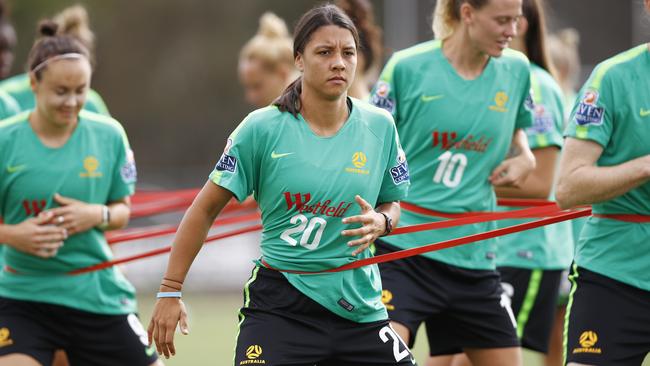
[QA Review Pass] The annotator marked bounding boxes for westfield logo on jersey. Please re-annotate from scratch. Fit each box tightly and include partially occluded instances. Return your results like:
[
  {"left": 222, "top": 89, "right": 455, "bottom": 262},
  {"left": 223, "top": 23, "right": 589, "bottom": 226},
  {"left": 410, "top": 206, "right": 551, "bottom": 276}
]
[
  {"left": 284, "top": 192, "right": 353, "bottom": 218},
  {"left": 432, "top": 130, "right": 492, "bottom": 153}
]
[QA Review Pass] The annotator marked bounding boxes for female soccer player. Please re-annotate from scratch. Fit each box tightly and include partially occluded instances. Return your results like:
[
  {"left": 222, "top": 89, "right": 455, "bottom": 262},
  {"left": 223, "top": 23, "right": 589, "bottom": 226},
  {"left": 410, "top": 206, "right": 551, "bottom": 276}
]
[
  {"left": 451, "top": 0, "right": 571, "bottom": 365},
  {"left": 557, "top": 0, "right": 650, "bottom": 364},
  {"left": 149, "top": 4, "right": 414, "bottom": 365},
  {"left": 0, "top": 5, "right": 109, "bottom": 116},
  {"left": 335, "top": 0, "right": 383, "bottom": 101},
  {"left": 238, "top": 12, "right": 298, "bottom": 108},
  {"left": 371, "top": 0, "right": 536, "bottom": 365},
  {"left": 0, "top": 21, "right": 160, "bottom": 366}
]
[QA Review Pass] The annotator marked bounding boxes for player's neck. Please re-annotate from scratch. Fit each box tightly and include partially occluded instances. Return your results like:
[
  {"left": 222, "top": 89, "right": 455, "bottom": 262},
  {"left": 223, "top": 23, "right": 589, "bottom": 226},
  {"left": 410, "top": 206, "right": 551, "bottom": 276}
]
[
  {"left": 509, "top": 36, "right": 526, "bottom": 55},
  {"left": 28, "top": 110, "right": 77, "bottom": 148},
  {"left": 299, "top": 89, "right": 349, "bottom": 137},
  {"left": 442, "top": 31, "right": 490, "bottom": 80}
]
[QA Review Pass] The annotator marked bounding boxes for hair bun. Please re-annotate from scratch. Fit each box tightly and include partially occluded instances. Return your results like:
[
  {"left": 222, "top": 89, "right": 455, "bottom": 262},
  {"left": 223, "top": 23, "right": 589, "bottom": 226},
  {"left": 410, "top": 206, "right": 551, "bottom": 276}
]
[
  {"left": 38, "top": 20, "right": 59, "bottom": 37},
  {"left": 257, "top": 12, "right": 290, "bottom": 39}
]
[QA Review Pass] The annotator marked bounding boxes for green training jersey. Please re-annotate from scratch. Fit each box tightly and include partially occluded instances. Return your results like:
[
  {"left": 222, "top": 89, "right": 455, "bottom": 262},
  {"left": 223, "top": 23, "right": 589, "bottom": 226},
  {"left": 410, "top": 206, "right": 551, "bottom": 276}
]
[
  {"left": 0, "top": 73, "right": 110, "bottom": 116},
  {"left": 210, "top": 98, "right": 409, "bottom": 322},
  {"left": 497, "top": 63, "right": 573, "bottom": 270},
  {"left": 564, "top": 44, "right": 650, "bottom": 291},
  {"left": 371, "top": 40, "right": 533, "bottom": 270},
  {"left": 0, "top": 110, "right": 138, "bottom": 314},
  {"left": 0, "top": 89, "right": 19, "bottom": 120}
]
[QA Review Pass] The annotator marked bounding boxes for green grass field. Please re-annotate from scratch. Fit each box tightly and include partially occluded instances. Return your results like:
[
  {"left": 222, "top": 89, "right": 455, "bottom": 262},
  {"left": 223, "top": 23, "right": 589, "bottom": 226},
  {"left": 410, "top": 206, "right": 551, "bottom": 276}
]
[{"left": 136, "top": 292, "right": 650, "bottom": 366}]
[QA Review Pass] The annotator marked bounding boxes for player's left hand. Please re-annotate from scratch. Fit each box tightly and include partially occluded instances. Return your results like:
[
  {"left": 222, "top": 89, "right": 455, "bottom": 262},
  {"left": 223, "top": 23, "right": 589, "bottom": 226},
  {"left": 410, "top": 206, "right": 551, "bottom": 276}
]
[
  {"left": 44, "top": 193, "right": 104, "bottom": 236},
  {"left": 341, "top": 195, "right": 385, "bottom": 256},
  {"left": 489, "top": 153, "right": 536, "bottom": 187}
]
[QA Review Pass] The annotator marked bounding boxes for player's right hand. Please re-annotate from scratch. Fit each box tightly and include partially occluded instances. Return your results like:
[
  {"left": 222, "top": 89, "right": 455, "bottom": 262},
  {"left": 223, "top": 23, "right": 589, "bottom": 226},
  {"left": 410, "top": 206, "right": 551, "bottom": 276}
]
[
  {"left": 148, "top": 296, "right": 190, "bottom": 359},
  {"left": 4, "top": 211, "right": 68, "bottom": 258}
]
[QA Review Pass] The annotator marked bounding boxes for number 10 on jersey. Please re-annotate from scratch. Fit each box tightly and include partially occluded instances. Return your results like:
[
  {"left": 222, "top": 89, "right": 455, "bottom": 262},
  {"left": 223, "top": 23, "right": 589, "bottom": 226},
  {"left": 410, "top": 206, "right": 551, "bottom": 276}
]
[{"left": 433, "top": 151, "right": 467, "bottom": 188}]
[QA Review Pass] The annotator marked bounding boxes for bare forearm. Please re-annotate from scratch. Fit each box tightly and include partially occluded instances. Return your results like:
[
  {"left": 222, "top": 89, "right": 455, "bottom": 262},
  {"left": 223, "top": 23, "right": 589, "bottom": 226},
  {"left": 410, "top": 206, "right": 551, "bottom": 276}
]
[
  {"left": 557, "top": 155, "right": 650, "bottom": 208},
  {"left": 163, "top": 183, "right": 232, "bottom": 283}
]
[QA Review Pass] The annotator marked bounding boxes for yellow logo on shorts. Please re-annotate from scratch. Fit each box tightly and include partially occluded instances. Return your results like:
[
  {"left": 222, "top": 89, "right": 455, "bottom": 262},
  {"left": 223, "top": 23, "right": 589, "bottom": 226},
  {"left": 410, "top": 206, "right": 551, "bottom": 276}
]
[
  {"left": 79, "top": 156, "right": 103, "bottom": 178},
  {"left": 489, "top": 91, "right": 509, "bottom": 112},
  {"left": 0, "top": 327, "right": 14, "bottom": 347},
  {"left": 345, "top": 151, "right": 370, "bottom": 175},
  {"left": 572, "top": 330, "right": 602, "bottom": 354},
  {"left": 240, "top": 345, "right": 266, "bottom": 364},
  {"left": 381, "top": 289, "right": 395, "bottom": 311}
]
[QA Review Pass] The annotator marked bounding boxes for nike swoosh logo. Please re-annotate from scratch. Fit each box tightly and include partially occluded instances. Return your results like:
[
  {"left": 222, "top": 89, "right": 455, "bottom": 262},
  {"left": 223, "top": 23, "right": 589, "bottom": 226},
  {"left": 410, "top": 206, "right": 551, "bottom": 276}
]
[
  {"left": 271, "top": 151, "right": 294, "bottom": 159},
  {"left": 421, "top": 94, "right": 444, "bottom": 102},
  {"left": 640, "top": 108, "right": 650, "bottom": 117},
  {"left": 6, "top": 164, "right": 26, "bottom": 173}
]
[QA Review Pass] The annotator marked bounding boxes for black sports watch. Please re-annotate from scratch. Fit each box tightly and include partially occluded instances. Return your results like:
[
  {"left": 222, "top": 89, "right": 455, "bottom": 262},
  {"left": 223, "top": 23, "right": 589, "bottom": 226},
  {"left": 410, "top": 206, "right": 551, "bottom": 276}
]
[{"left": 378, "top": 211, "right": 393, "bottom": 237}]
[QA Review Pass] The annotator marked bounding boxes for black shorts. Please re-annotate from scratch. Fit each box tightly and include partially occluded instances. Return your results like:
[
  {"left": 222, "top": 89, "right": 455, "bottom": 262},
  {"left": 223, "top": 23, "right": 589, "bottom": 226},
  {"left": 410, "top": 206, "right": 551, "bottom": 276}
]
[
  {"left": 498, "top": 267, "right": 562, "bottom": 353},
  {"left": 234, "top": 266, "right": 418, "bottom": 366},
  {"left": 0, "top": 297, "right": 158, "bottom": 366},
  {"left": 565, "top": 266, "right": 650, "bottom": 366},
  {"left": 375, "top": 241, "right": 519, "bottom": 356}
]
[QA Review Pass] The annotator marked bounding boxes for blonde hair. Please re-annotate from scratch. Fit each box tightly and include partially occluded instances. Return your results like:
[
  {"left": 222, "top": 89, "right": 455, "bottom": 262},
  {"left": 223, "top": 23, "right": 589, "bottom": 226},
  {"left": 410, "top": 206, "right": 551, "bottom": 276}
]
[
  {"left": 432, "top": 0, "right": 490, "bottom": 40},
  {"left": 239, "top": 12, "right": 293, "bottom": 70},
  {"left": 548, "top": 28, "right": 580, "bottom": 91},
  {"left": 52, "top": 5, "right": 95, "bottom": 54}
]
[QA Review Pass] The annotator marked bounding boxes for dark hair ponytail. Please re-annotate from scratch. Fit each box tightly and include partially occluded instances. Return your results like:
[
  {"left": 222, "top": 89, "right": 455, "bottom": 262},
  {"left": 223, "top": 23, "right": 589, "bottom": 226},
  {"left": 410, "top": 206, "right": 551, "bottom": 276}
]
[{"left": 273, "top": 4, "right": 359, "bottom": 117}]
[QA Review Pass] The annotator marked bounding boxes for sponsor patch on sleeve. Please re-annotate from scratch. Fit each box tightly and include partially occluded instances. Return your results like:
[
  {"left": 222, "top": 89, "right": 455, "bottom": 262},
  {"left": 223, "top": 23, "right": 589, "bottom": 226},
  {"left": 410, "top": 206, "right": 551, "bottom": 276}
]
[
  {"left": 371, "top": 82, "right": 395, "bottom": 113},
  {"left": 215, "top": 138, "right": 237, "bottom": 173},
  {"left": 574, "top": 90, "right": 605, "bottom": 126},
  {"left": 389, "top": 148, "right": 409, "bottom": 185},
  {"left": 215, "top": 153, "right": 237, "bottom": 173},
  {"left": 120, "top": 149, "right": 137, "bottom": 183},
  {"left": 527, "top": 104, "right": 554, "bottom": 134}
]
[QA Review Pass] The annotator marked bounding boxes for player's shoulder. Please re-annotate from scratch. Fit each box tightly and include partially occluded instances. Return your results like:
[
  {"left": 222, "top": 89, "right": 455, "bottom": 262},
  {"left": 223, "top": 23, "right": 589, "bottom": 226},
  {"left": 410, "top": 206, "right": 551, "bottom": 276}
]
[
  {"left": 351, "top": 97, "right": 397, "bottom": 141},
  {"left": 0, "top": 110, "right": 29, "bottom": 132},
  {"left": 495, "top": 48, "right": 530, "bottom": 74},
  {"left": 587, "top": 44, "right": 648, "bottom": 91},
  {"left": 79, "top": 109, "right": 127, "bottom": 139},
  {"left": 383, "top": 40, "right": 442, "bottom": 79},
  {"left": 531, "top": 64, "right": 563, "bottom": 98},
  {"left": 0, "top": 73, "right": 29, "bottom": 94}
]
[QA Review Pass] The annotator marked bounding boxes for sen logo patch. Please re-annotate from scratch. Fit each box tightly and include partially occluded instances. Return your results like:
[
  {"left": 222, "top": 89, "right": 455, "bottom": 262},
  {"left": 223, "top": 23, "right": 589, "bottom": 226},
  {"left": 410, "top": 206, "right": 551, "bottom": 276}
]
[
  {"left": 390, "top": 149, "right": 409, "bottom": 185},
  {"left": 575, "top": 90, "right": 604, "bottom": 126},
  {"left": 215, "top": 153, "right": 237, "bottom": 173}
]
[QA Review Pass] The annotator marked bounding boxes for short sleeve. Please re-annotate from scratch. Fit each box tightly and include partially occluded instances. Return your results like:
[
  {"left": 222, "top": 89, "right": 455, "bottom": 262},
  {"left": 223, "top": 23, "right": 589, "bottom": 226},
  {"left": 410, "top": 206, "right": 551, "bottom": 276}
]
[
  {"left": 515, "top": 73, "right": 534, "bottom": 130},
  {"left": 526, "top": 83, "right": 564, "bottom": 150},
  {"left": 564, "top": 70, "right": 613, "bottom": 148},
  {"left": 377, "top": 121, "right": 410, "bottom": 204},
  {"left": 209, "top": 116, "right": 257, "bottom": 202},
  {"left": 108, "top": 129, "right": 136, "bottom": 202},
  {"left": 370, "top": 56, "right": 399, "bottom": 120}
]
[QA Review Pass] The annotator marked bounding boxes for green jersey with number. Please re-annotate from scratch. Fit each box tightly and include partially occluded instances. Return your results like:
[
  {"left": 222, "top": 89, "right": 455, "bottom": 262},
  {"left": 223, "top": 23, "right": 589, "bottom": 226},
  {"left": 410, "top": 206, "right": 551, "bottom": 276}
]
[
  {"left": 210, "top": 98, "right": 409, "bottom": 322},
  {"left": 497, "top": 63, "right": 573, "bottom": 269},
  {"left": 564, "top": 44, "right": 650, "bottom": 291},
  {"left": 0, "top": 73, "right": 110, "bottom": 116},
  {"left": 0, "top": 110, "right": 138, "bottom": 314},
  {"left": 370, "top": 40, "right": 533, "bottom": 270}
]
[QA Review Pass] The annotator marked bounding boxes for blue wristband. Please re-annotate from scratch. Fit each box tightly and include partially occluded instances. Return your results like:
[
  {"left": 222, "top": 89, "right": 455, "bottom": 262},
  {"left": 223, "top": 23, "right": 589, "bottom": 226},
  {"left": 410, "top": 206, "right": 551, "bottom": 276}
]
[{"left": 156, "top": 291, "right": 182, "bottom": 298}]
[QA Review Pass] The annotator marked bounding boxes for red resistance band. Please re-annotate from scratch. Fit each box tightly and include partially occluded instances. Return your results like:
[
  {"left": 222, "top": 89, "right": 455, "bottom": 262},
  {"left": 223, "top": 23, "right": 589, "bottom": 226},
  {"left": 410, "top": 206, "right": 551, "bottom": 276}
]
[
  {"left": 58, "top": 203, "right": 566, "bottom": 275},
  {"left": 261, "top": 208, "right": 591, "bottom": 275},
  {"left": 592, "top": 214, "right": 650, "bottom": 223}
]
